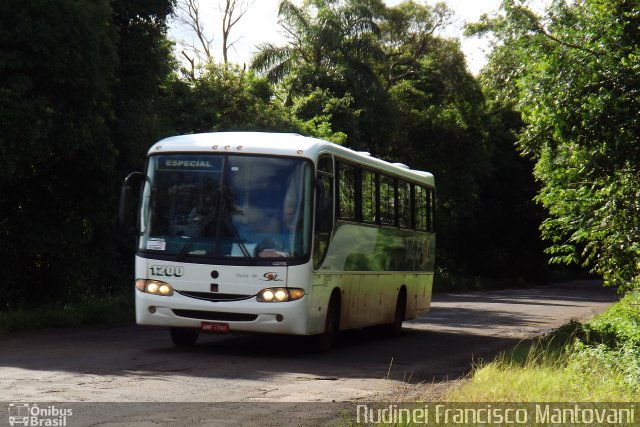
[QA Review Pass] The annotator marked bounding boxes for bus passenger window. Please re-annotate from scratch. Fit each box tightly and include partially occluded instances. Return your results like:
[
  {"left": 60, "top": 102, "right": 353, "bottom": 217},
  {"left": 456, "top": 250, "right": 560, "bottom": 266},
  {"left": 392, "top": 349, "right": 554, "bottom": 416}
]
[
  {"left": 361, "top": 170, "right": 376, "bottom": 223},
  {"left": 314, "top": 154, "right": 334, "bottom": 269},
  {"left": 415, "top": 186, "right": 427, "bottom": 231},
  {"left": 380, "top": 175, "right": 395, "bottom": 226},
  {"left": 318, "top": 155, "right": 333, "bottom": 174},
  {"left": 337, "top": 162, "right": 356, "bottom": 221},
  {"left": 398, "top": 181, "right": 411, "bottom": 228}
]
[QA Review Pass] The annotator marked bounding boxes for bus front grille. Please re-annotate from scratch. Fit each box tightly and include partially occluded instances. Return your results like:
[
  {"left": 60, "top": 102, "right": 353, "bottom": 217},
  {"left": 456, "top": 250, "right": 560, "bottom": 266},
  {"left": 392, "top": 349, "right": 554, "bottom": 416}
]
[
  {"left": 172, "top": 309, "right": 258, "bottom": 322},
  {"left": 176, "top": 290, "right": 254, "bottom": 302}
]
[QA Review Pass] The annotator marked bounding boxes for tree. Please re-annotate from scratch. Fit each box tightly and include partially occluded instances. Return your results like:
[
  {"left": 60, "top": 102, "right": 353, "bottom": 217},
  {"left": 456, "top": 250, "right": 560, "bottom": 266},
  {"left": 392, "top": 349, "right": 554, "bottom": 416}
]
[
  {"left": 220, "top": 0, "right": 255, "bottom": 64},
  {"left": 378, "top": 0, "right": 452, "bottom": 90},
  {"left": 160, "top": 64, "right": 347, "bottom": 142},
  {"left": 251, "top": 0, "right": 389, "bottom": 149},
  {"left": 0, "top": 0, "right": 118, "bottom": 307},
  {"left": 111, "top": 0, "right": 175, "bottom": 173},
  {"left": 0, "top": 0, "right": 177, "bottom": 309},
  {"left": 175, "top": 0, "right": 215, "bottom": 77},
  {"left": 251, "top": 0, "right": 384, "bottom": 83},
  {"left": 477, "top": 0, "right": 640, "bottom": 290},
  {"left": 174, "top": 0, "right": 255, "bottom": 74}
]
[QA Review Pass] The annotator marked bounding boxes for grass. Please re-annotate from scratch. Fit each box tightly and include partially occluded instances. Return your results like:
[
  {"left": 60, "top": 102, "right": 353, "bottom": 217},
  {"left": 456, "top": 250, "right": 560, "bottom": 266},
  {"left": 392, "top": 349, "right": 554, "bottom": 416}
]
[
  {"left": 445, "top": 290, "right": 640, "bottom": 402},
  {"left": 0, "top": 291, "right": 135, "bottom": 335}
]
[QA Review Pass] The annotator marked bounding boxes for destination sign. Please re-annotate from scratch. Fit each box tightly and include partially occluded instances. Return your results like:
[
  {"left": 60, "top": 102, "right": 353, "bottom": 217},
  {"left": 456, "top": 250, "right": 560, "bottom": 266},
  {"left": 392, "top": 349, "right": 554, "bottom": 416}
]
[{"left": 157, "top": 156, "right": 222, "bottom": 172}]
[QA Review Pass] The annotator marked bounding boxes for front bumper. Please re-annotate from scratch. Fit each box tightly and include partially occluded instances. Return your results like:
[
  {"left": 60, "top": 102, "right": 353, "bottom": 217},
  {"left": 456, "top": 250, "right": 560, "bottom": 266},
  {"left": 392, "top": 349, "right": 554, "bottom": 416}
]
[{"left": 135, "top": 290, "right": 310, "bottom": 335}]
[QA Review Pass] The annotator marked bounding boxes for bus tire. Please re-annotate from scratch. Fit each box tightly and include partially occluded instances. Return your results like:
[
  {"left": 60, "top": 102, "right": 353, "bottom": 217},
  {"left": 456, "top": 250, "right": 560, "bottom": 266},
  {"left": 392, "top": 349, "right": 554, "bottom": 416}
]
[
  {"left": 314, "top": 292, "right": 340, "bottom": 352},
  {"left": 384, "top": 289, "right": 406, "bottom": 338},
  {"left": 170, "top": 327, "right": 199, "bottom": 347}
]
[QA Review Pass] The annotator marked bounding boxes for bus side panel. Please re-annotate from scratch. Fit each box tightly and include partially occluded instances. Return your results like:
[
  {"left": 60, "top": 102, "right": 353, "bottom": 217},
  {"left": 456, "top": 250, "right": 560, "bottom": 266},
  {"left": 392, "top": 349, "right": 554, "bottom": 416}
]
[
  {"left": 342, "top": 274, "right": 361, "bottom": 329},
  {"left": 284, "top": 263, "right": 315, "bottom": 334},
  {"left": 416, "top": 273, "right": 434, "bottom": 316},
  {"left": 308, "top": 272, "right": 377, "bottom": 333},
  {"left": 366, "top": 274, "right": 388, "bottom": 326},
  {"left": 317, "top": 222, "right": 435, "bottom": 328},
  {"left": 308, "top": 273, "right": 339, "bottom": 335},
  {"left": 407, "top": 274, "right": 420, "bottom": 320},
  {"left": 134, "top": 255, "right": 149, "bottom": 324},
  {"left": 309, "top": 272, "right": 432, "bottom": 329}
]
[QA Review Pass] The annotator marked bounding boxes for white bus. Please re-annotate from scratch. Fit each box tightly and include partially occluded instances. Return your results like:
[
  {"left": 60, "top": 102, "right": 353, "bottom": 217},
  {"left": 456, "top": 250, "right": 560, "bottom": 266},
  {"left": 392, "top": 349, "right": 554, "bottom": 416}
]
[{"left": 120, "top": 132, "right": 435, "bottom": 350}]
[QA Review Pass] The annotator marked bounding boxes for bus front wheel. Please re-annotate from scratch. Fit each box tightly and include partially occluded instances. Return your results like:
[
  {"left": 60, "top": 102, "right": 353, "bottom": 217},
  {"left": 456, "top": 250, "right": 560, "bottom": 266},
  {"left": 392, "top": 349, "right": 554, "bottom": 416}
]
[
  {"left": 314, "top": 294, "right": 340, "bottom": 352},
  {"left": 170, "top": 327, "right": 199, "bottom": 347}
]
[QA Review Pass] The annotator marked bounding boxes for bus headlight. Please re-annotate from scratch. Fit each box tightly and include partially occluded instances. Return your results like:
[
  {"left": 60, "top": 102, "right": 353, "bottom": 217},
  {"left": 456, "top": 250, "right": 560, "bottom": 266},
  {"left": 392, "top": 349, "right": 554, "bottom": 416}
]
[
  {"left": 257, "top": 288, "right": 305, "bottom": 302},
  {"left": 135, "top": 279, "right": 174, "bottom": 296}
]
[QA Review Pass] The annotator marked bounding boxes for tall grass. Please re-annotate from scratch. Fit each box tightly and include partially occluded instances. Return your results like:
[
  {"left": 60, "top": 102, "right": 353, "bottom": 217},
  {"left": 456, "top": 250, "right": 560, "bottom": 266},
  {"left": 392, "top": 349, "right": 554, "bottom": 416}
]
[
  {"left": 445, "top": 291, "right": 640, "bottom": 402},
  {"left": 0, "top": 291, "right": 134, "bottom": 334}
]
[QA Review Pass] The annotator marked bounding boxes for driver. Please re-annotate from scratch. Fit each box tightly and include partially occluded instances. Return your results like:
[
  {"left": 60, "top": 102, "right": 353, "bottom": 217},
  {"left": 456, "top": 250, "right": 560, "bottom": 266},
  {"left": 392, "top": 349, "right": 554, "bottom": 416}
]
[{"left": 257, "top": 188, "right": 298, "bottom": 258}]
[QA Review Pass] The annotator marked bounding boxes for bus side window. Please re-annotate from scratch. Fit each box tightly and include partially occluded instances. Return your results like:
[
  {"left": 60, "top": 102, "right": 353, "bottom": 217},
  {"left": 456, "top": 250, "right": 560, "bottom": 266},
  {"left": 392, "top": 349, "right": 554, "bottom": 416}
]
[
  {"left": 314, "top": 154, "right": 334, "bottom": 269},
  {"left": 415, "top": 186, "right": 427, "bottom": 231},
  {"left": 337, "top": 161, "right": 356, "bottom": 221},
  {"left": 315, "top": 175, "right": 333, "bottom": 233},
  {"left": 379, "top": 174, "right": 395, "bottom": 226},
  {"left": 361, "top": 169, "right": 377, "bottom": 223},
  {"left": 398, "top": 180, "right": 411, "bottom": 228}
]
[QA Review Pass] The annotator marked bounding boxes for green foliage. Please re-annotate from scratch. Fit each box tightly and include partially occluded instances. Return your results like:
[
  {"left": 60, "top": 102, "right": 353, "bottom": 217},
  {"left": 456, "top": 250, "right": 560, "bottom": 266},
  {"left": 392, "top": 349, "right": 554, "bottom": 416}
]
[
  {"left": 159, "top": 64, "right": 349, "bottom": 145},
  {"left": 291, "top": 87, "right": 356, "bottom": 143},
  {"left": 162, "top": 66, "right": 296, "bottom": 133},
  {"left": 378, "top": 0, "right": 452, "bottom": 89},
  {"left": 564, "top": 292, "right": 640, "bottom": 393},
  {"left": 478, "top": 0, "right": 640, "bottom": 290},
  {"left": 251, "top": 0, "right": 389, "bottom": 150},
  {"left": 0, "top": 0, "right": 120, "bottom": 308},
  {"left": 251, "top": 0, "right": 385, "bottom": 85},
  {"left": 577, "top": 291, "right": 640, "bottom": 348},
  {"left": 110, "top": 0, "right": 176, "bottom": 173},
  {"left": 0, "top": 0, "right": 176, "bottom": 310}
]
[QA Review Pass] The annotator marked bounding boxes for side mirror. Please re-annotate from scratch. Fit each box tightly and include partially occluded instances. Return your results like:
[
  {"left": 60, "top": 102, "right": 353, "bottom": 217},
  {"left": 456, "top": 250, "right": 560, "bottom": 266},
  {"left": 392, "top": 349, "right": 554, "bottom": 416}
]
[{"left": 119, "top": 171, "right": 144, "bottom": 233}]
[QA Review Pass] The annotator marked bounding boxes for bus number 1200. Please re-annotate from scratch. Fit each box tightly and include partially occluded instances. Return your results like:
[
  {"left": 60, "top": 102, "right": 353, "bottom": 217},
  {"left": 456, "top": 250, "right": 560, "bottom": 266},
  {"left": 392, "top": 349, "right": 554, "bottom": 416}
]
[{"left": 150, "top": 265, "right": 184, "bottom": 277}]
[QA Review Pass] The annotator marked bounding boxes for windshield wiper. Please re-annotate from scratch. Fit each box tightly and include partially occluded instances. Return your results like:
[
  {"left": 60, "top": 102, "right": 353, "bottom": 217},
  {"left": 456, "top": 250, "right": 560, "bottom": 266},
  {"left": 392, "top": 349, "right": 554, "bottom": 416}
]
[
  {"left": 176, "top": 210, "right": 218, "bottom": 261},
  {"left": 175, "top": 198, "right": 251, "bottom": 260},
  {"left": 221, "top": 212, "right": 251, "bottom": 258}
]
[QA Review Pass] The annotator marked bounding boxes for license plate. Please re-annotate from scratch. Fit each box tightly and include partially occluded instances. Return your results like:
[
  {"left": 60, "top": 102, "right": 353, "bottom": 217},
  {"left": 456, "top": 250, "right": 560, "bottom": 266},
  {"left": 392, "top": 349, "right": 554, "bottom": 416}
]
[{"left": 201, "top": 321, "right": 230, "bottom": 333}]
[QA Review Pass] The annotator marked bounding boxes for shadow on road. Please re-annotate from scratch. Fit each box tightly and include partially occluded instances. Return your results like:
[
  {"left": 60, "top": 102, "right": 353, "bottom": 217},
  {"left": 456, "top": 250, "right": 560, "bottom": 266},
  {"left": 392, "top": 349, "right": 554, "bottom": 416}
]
[
  {"left": 0, "top": 280, "right": 618, "bottom": 386},
  {"left": 0, "top": 323, "right": 520, "bottom": 383}
]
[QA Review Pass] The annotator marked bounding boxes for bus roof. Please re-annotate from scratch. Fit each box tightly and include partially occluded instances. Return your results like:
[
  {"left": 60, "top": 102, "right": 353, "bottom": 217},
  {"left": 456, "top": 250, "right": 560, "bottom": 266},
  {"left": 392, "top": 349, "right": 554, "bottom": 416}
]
[{"left": 150, "top": 132, "right": 434, "bottom": 186}]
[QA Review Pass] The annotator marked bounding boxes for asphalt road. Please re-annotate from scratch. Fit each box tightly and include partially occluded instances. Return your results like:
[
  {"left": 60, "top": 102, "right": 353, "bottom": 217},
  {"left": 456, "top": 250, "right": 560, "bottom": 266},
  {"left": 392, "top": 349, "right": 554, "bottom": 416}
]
[{"left": 0, "top": 280, "right": 618, "bottom": 425}]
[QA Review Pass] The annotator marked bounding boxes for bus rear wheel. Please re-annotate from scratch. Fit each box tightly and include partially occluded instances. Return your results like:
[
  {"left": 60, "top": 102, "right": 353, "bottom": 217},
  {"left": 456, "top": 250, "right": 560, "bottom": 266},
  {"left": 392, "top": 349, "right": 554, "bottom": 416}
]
[
  {"left": 170, "top": 327, "right": 199, "bottom": 347},
  {"left": 383, "top": 290, "right": 406, "bottom": 338}
]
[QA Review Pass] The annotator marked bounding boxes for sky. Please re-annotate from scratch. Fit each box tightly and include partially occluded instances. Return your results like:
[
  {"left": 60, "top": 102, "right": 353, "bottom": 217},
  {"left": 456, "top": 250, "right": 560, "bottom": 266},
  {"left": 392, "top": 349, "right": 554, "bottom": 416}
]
[{"left": 169, "top": 0, "right": 506, "bottom": 75}]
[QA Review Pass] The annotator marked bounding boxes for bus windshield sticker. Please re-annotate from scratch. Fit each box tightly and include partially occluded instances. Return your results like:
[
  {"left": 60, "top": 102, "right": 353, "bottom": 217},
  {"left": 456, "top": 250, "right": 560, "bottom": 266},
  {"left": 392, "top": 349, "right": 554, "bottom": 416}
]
[{"left": 146, "top": 238, "right": 166, "bottom": 251}]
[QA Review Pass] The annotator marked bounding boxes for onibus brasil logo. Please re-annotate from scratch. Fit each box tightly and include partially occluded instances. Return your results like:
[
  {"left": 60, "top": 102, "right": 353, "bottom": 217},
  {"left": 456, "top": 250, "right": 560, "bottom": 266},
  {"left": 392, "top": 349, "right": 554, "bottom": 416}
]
[{"left": 8, "top": 404, "right": 73, "bottom": 426}]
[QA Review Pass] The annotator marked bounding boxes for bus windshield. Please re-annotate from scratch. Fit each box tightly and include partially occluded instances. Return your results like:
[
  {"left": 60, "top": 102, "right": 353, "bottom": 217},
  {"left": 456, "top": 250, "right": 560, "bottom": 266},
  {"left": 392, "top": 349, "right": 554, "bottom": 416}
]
[{"left": 139, "top": 154, "right": 313, "bottom": 261}]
